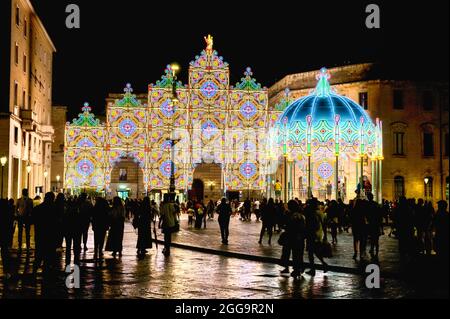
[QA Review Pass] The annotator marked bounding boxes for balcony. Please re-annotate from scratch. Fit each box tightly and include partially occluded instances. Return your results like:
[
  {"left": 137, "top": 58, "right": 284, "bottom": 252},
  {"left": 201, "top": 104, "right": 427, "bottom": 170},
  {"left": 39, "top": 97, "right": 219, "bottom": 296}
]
[{"left": 20, "top": 109, "right": 37, "bottom": 132}]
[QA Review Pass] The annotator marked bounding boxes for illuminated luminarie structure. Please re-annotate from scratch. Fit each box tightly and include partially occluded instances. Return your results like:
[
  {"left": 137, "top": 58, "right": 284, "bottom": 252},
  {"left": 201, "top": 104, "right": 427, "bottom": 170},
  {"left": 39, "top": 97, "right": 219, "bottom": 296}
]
[
  {"left": 64, "top": 37, "right": 383, "bottom": 202},
  {"left": 64, "top": 37, "right": 280, "bottom": 198},
  {"left": 268, "top": 68, "right": 384, "bottom": 202}
]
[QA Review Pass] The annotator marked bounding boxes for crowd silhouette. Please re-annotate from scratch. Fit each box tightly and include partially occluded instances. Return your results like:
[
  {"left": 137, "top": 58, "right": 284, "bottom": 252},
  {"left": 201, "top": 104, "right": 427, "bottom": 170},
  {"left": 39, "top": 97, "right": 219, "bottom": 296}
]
[{"left": 0, "top": 188, "right": 448, "bottom": 284}]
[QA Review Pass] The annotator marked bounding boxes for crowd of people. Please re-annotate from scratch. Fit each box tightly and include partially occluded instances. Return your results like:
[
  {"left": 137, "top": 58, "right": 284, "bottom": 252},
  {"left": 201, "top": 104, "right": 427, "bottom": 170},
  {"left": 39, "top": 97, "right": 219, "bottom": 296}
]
[
  {"left": 0, "top": 189, "right": 180, "bottom": 280},
  {"left": 0, "top": 188, "right": 448, "bottom": 282}
]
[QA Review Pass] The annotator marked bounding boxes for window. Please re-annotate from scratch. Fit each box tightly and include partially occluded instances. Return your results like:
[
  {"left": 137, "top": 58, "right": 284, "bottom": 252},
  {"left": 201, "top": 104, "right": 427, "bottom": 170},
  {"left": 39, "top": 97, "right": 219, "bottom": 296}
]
[
  {"left": 423, "top": 91, "right": 433, "bottom": 111},
  {"left": 393, "top": 90, "right": 404, "bottom": 109},
  {"left": 15, "top": 43, "right": 19, "bottom": 65},
  {"left": 119, "top": 169, "right": 128, "bottom": 181},
  {"left": 23, "top": 54, "right": 26, "bottom": 73},
  {"left": 445, "top": 133, "right": 449, "bottom": 157},
  {"left": 14, "top": 82, "right": 18, "bottom": 106},
  {"left": 424, "top": 176, "right": 433, "bottom": 199},
  {"left": 394, "top": 176, "right": 405, "bottom": 199},
  {"left": 393, "top": 132, "right": 405, "bottom": 155},
  {"left": 24, "top": 19, "right": 27, "bottom": 37},
  {"left": 22, "top": 90, "right": 26, "bottom": 108},
  {"left": 423, "top": 132, "right": 434, "bottom": 157},
  {"left": 15, "top": 6, "right": 20, "bottom": 26},
  {"left": 359, "top": 92, "right": 369, "bottom": 110},
  {"left": 14, "top": 127, "right": 19, "bottom": 144},
  {"left": 22, "top": 132, "right": 26, "bottom": 146}
]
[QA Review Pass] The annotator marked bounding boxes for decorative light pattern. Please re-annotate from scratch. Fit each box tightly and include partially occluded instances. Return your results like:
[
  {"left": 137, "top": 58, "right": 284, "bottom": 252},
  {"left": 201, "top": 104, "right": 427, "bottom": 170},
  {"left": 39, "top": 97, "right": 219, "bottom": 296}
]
[
  {"left": 317, "top": 162, "right": 333, "bottom": 179},
  {"left": 65, "top": 37, "right": 271, "bottom": 194}
]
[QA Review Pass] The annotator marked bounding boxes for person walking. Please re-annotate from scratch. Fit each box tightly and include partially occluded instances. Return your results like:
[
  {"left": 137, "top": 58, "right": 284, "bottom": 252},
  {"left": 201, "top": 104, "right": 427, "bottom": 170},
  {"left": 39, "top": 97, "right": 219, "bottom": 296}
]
[
  {"left": 279, "top": 199, "right": 306, "bottom": 278},
  {"left": 304, "top": 198, "right": 328, "bottom": 276},
  {"left": 16, "top": 189, "right": 34, "bottom": 252},
  {"left": 159, "top": 193, "right": 177, "bottom": 257},
  {"left": 55, "top": 193, "right": 66, "bottom": 251},
  {"left": 325, "top": 200, "right": 339, "bottom": 244},
  {"left": 207, "top": 200, "right": 215, "bottom": 220},
  {"left": 105, "top": 197, "right": 125, "bottom": 258},
  {"left": 395, "top": 196, "right": 415, "bottom": 259},
  {"left": 258, "top": 198, "right": 276, "bottom": 245},
  {"left": 433, "top": 200, "right": 449, "bottom": 261},
  {"left": 187, "top": 201, "right": 195, "bottom": 227},
  {"left": 194, "top": 201, "right": 206, "bottom": 229},
  {"left": 0, "top": 199, "right": 13, "bottom": 280},
  {"left": 78, "top": 194, "right": 93, "bottom": 252},
  {"left": 274, "top": 180, "right": 282, "bottom": 201},
  {"left": 349, "top": 198, "right": 368, "bottom": 260},
  {"left": 243, "top": 198, "right": 252, "bottom": 221},
  {"left": 134, "top": 197, "right": 153, "bottom": 257},
  {"left": 7, "top": 199, "right": 16, "bottom": 248},
  {"left": 217, "top": 198, "right": 232, "bottom": 245},
  {"left": 33, "top": 192, "right": 58, "bottom": 275},
  {"left": 62, "top": 197, "right": 82, "bottom": 266},
  {"left": 92, "top": 197, "right": 110, "bottom": 262},
  {"left": 366, "top": 193, "right": 383, "bottom": 260}
]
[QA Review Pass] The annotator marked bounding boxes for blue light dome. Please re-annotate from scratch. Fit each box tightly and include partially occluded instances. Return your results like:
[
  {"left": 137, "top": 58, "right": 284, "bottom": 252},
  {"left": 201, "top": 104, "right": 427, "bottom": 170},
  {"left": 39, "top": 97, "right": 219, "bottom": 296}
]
[{"left": 279, "top": 68, "right": 374, "bottom": 126}]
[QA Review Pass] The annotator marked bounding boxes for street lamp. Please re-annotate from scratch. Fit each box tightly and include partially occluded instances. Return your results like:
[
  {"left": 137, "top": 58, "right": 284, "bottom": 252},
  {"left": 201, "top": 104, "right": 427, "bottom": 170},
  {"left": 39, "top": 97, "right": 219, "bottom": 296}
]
[
  {"left": 26, "top": 163, "right": 32, "bottom": 191},
  {"left": 424, "top": 177, "right": 430, "bottom": 201},
  {"left": 1, "top": 156, "right": 7, "bottom": 199},
  {"left": 168, "top": 63, "right": 181, "bottom": 201},
  {"left": 43, "top": 170, "right": 48, "bottom": 194},
  {"left": 56, "top": 175, "right": 61, "bottom": 193}
]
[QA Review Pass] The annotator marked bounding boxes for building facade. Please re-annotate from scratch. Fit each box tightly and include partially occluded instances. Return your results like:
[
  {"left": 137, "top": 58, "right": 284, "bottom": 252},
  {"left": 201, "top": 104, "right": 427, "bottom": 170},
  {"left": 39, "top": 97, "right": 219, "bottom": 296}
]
[
  {"left": 0, "top": 0, "right": 56, "bottom": 199},
  {"left": 269, "top": 63, "right": 449, "bottom": 202},
  {"left": 51, "top": 106, "right": 67, "bottom": 193}
]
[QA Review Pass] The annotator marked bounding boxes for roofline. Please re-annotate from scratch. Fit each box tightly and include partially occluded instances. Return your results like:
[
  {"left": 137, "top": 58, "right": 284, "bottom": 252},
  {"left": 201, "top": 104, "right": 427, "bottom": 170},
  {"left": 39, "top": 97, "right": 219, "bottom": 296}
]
[{"left": 27, "top": 0, "right": 56, "bottom": 52}]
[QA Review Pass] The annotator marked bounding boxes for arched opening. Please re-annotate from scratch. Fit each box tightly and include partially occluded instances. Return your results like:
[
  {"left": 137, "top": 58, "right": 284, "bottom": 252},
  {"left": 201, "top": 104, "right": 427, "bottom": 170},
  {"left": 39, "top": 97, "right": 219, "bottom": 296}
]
[
  {"left": 189, "top": 179, "right": 204, "bottom": 202},
  {"left": 191, "top": 163, "right": 222, "bottom": 202},
  {"left": 394, "top": 176, "right": 405, "bottom": 199},
  {"left": 110, "top": 157, "right": 144, "bottom": 200}
]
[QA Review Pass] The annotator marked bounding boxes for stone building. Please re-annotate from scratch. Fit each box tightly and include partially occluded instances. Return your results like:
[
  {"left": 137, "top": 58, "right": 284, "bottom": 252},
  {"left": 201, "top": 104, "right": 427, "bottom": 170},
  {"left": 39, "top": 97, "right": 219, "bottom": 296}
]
[
  {"left": 269, "top": 63, "right": 449, "bottom": 202},
  {"left": 0, "top": 0, "right": 56, "bottom": 199},
  {"left": 51, "top": 106, "right": 67, "bottom": 193}
]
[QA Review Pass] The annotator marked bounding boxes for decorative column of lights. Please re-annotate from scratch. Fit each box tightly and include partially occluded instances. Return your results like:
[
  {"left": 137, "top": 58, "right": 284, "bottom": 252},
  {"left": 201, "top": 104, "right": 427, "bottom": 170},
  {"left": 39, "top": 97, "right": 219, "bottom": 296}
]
[
  {"left": 372, "top": 119, "right": 378, "bottom": 202},
  {"left": 334, "top": 115, "right": 340, "bottom": 200},
  {"left": 377, "top": 118, "right": 384, "bottom": 203},
  {"left": 26, "top": 163, "right": 32, "bottom": 192},
  {"left": 283, "top": 117, "right": 289, "bottom": 202},
  {"left": 359, "top": 116, "right": 366, "bottom": 199},
  {"left": 44, "top": 170, "right": 48, "bottom": 194},
  {"left": 306, "top": 115, "right": 313, "bottom": 199}
]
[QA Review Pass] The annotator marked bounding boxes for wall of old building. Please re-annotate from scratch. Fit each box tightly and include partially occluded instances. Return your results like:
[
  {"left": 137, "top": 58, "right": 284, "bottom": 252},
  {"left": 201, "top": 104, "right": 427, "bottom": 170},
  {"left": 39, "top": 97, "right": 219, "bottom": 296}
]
[{"left": 0, "top": 0, "right": 55, "bottom": 199}]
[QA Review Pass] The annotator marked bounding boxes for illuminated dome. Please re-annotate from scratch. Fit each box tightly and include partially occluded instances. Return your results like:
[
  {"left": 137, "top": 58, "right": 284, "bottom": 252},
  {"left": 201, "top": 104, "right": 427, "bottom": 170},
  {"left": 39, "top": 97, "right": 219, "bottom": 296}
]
[
  {"left": 268, "top": 67, "right": 384, "bottom": 202},
  {"left": 279, "top": 67, "right": 373, "bottom": 127}
]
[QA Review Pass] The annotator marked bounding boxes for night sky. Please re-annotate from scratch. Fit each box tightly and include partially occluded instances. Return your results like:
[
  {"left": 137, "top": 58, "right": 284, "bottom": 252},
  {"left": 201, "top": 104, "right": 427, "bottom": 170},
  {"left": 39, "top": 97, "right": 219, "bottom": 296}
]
[{"left": 30, "top": 0, "right": 449, "bottom": 118}]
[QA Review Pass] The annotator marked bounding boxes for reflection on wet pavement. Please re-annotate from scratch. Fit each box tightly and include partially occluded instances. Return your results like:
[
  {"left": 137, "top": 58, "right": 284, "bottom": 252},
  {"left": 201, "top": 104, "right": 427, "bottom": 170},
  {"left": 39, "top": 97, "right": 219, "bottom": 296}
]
[{"left": 0, "top": 218, "right": 447, "bottom": 299}]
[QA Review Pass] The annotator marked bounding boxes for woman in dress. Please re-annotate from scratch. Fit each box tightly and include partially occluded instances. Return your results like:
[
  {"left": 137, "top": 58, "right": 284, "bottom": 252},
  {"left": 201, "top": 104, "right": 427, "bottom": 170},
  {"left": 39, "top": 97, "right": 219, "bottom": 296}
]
[{"left": 105, "top": 197, "right": 125, "bottom": 258}]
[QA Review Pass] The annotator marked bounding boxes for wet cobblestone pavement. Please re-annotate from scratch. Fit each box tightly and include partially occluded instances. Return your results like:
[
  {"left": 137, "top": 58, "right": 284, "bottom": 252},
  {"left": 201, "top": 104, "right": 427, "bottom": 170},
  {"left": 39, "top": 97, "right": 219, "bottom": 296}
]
[
  {"left": 164, "top": 216, "right": 401, "bottom": 274},
  {"left": 0, "top": 218, "right": 448, "bottom": 299}
]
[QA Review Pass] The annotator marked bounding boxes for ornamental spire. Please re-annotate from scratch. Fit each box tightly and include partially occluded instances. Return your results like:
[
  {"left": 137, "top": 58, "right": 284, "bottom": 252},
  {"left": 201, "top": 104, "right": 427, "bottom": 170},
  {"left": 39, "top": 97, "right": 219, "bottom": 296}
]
[
  {"left": 314, "top": 67, "right": 333, "bottom": 96},
  {"left": 204, "top": 34, "right": 214, "bottom": 54}
]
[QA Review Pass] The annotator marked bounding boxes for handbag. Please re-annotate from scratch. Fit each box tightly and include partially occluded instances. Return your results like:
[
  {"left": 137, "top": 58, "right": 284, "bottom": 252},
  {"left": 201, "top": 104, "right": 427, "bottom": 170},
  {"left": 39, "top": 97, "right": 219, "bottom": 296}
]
[{"left": 278, "top": 231, "right": 288, "bottom": 246}]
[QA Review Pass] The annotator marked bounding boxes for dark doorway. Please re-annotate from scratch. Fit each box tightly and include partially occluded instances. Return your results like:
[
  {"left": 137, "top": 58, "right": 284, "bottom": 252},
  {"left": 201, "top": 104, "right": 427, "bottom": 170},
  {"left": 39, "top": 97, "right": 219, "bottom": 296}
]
[
  {"left": 189, "top": 179, "right": 204, "bottom": 201},
  {"left": 226, "top": 191, "right": 240, "bottom": 202}
]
